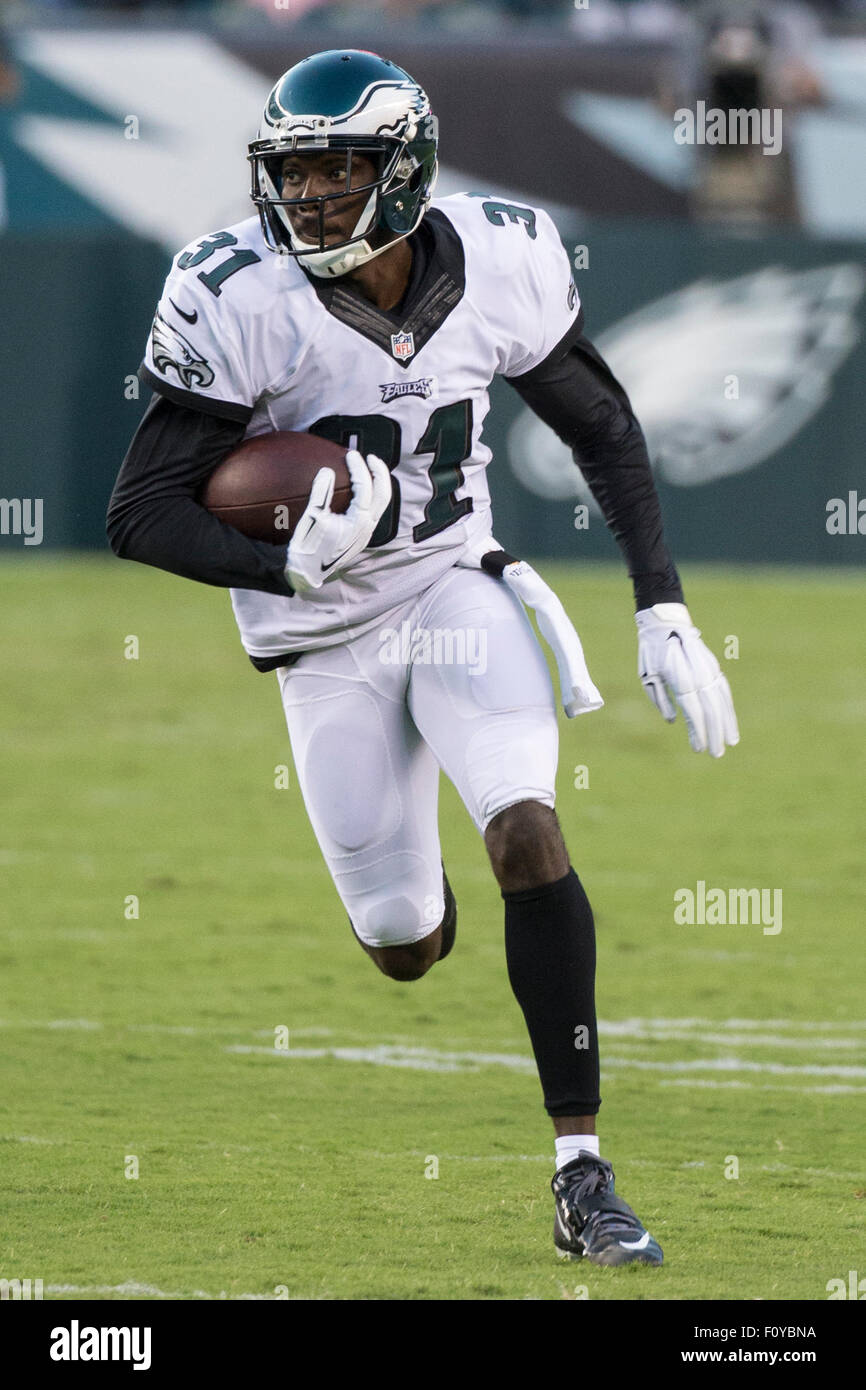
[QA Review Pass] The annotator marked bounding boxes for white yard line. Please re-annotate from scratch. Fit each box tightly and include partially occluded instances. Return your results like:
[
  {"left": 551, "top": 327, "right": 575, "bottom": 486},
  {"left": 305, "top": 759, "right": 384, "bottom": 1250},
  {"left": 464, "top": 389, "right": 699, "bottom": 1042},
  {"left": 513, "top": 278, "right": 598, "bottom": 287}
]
[
  {"left": 0, "top": 1134, "right": 58, "bottom": 1144},
  {"left": 598, "top": 1028, "right": 865, "bottom": 1049},
  {"left": 599, "top": 1018, "right": 866, "bottom": 1033},
  {"left": 226, "top": 1043, "right": 538, "bottom": 1073},
  {"left": 1, "top": 1018, "right": 862, "bottom": 1081},
  {"left": 42, "top": 1282, "right": 287, "bottom": 1301},
  {"left": 605, "top": 1057, "right": 866, "bottom": 1076},
  {"left": 2, "top": 1016, "right": 865, "bottom": 1039},
  {"left": 225, "top": 1043, "right": 866, "bottom": 1079},
  {"left": 382, "top": 1152, "right": 866, "bottom": 1181},
  {"left": 659, "top": 1078, "right": 866, "bottom": 1094}
]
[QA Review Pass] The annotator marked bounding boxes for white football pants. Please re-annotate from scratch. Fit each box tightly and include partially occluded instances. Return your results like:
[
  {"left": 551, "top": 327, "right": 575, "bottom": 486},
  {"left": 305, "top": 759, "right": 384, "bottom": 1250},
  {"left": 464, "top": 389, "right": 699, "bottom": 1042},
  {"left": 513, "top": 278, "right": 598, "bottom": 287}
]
[{"left": 277, "top": 565, "right": 558, "bottom": 948}]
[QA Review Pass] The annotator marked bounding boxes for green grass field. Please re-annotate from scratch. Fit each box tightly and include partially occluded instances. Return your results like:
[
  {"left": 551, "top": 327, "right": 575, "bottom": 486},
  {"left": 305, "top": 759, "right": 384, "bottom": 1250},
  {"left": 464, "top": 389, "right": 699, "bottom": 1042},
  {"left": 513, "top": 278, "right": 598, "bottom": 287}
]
[{"left": 1, "top": 556, "right": 864, "bottom": 1301}]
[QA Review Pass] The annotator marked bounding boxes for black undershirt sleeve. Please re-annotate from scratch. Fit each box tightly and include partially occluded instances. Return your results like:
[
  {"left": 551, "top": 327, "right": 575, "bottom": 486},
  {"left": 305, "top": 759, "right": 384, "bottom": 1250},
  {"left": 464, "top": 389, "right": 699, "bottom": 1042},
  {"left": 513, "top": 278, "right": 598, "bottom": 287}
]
[
  {"left": 506, "top": 325, "right": 684, "bottom": 611},
  {"left": 106, "top": 393, "right": 295, "bottom": 596}
]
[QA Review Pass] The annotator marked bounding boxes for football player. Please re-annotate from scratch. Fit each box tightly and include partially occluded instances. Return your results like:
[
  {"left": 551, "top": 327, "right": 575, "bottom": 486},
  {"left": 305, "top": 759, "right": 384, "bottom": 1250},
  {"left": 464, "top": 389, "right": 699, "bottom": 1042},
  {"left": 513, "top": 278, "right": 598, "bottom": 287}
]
[{"left": 108, "top": 49, "right": 738, "bottom": 1267}]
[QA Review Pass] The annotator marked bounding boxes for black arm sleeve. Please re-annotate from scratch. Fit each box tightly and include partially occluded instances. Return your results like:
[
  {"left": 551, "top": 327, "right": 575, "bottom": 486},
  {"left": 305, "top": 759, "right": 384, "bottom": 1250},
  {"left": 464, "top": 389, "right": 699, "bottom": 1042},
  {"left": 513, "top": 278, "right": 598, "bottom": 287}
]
[
  {"left": 507, "top": 329, "right": 684, "bottom": 611},
  {"left": 106, "top": 393, "right": 294, "bottom": 597}
]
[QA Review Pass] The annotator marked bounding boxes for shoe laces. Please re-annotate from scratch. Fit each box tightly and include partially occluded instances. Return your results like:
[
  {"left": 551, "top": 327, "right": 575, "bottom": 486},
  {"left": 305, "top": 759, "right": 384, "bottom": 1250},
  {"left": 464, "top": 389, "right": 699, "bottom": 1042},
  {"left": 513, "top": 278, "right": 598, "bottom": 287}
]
[
  {"left": 556, "top": 1152, "right": 615, "bottom": 1205},
  {"left": 557, "top": 1154, "right": 641, "bottom": 1239}
]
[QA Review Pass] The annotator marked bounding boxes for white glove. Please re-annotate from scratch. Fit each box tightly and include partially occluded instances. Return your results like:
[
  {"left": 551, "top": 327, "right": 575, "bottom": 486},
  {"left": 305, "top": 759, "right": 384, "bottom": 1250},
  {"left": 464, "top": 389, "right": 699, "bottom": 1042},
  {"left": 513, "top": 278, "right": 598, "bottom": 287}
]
[
  {"left": 635, "top": 602, "right": 739, "bottom": 757},
  {"left": 456, "top": 535, "right": 603, "bottom": 718},
  {"left": 286, "top": 449, "right": 391, "bottom": 594}
]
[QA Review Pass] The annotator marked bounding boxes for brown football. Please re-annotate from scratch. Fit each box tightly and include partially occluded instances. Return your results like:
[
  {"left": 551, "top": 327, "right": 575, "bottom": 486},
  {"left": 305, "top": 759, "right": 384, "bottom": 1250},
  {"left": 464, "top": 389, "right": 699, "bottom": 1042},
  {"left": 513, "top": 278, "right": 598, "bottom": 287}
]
[{"left": 201, "top": 431, "right": 351, "bottom": 544}]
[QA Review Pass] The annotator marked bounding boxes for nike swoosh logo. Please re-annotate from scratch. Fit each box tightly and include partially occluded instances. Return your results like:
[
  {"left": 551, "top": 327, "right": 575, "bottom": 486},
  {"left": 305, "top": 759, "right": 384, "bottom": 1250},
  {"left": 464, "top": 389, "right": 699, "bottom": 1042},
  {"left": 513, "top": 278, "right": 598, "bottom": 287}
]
[
  {"left": 619, "top": 1232, "right": 651, "bottom": 1251},
  {"left": 169, "top": 298, "right": 198, "bottom": 325},
  {"left": 321, "top": 546, "right": 355, "bottom": 573}
]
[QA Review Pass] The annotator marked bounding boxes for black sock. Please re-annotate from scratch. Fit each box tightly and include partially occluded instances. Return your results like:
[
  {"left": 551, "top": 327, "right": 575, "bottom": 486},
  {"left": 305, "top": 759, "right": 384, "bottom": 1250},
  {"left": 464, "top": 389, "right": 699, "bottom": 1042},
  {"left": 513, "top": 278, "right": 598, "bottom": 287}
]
[{"left": 503, "top": 867, "right": 601, "bottom": 1118}]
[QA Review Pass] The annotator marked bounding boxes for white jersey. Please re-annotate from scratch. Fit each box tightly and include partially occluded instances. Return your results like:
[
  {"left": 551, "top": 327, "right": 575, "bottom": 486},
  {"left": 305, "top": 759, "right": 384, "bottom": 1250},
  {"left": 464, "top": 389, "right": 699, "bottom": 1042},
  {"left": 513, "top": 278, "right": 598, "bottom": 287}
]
[{"left": 141, "top": 194, "right": 580, "bottom": 658}]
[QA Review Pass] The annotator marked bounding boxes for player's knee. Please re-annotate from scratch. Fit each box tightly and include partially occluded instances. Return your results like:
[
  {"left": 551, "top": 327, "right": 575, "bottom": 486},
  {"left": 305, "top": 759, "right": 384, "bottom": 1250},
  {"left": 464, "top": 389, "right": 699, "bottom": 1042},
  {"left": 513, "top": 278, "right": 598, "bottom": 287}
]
[
  {"left": 485, "top": 800, "right": 568, "bottom": 892},
  {"left": 368, "top": 931, "right": 440, "bottom": 982},
  {"left": 350, "top": 888, "right": 444, "bottom": 978}
]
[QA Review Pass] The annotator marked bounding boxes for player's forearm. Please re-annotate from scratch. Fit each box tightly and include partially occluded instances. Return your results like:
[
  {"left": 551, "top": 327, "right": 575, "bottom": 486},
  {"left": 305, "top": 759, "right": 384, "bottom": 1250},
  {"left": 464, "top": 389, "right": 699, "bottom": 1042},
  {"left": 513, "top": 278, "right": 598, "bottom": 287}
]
[
  {"left": 107, "top": 493, "right": 292, "bottom": 594},
  {"left": 107, "top": 393, "right": 294, "bottom": 596},
  {"left": 574, "top": 414, "right": 684, "bottom": 611},
  {"left": 508, "top": 334, "right": 684, "bottom": 611}
]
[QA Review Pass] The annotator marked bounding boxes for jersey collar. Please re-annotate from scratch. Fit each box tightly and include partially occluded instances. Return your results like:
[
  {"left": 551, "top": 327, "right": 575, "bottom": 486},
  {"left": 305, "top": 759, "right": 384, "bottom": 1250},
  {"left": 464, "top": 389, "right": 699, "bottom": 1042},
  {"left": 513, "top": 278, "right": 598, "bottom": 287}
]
[{"left": 302, "top": 209, "right": 466, "bottom": 369}]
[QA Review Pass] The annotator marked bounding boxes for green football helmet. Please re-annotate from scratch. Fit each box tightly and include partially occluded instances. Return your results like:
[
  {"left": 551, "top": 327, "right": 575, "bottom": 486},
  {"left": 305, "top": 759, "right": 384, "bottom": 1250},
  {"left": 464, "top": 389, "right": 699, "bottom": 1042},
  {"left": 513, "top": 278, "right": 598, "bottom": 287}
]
[{"left": 248, "top": 49, "right": 438, "bottom": 278}]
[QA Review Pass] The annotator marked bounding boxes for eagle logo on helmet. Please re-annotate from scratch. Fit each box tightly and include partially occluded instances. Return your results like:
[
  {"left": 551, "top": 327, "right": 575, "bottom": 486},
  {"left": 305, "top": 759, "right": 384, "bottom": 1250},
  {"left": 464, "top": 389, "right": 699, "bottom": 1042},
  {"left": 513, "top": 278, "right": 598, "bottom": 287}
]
[{"left": 151, "top": 310, "right": 215, "bottom": 390}]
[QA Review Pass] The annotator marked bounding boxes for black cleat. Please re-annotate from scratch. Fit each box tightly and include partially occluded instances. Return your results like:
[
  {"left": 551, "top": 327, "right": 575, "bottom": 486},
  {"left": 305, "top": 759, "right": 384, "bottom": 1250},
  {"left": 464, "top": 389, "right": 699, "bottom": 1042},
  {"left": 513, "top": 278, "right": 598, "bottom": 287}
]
[{"left": 551, "top": 1151, "right": 663, "bottom": 1267}]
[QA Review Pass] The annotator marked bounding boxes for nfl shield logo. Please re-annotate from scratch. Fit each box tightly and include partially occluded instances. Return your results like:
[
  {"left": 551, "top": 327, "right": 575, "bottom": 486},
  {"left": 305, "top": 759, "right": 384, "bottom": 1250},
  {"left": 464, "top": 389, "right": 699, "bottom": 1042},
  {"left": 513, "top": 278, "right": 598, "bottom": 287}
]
[{"left": 391, "top": 331, "right": 415, "bottom": 361}]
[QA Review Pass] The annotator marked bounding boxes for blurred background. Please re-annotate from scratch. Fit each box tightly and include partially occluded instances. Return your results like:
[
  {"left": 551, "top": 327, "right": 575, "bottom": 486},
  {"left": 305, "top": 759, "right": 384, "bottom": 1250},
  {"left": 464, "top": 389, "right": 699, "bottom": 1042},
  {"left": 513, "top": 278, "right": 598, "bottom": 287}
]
[{"left": 1, "top": 0, "right": 865, "bottom": 564}]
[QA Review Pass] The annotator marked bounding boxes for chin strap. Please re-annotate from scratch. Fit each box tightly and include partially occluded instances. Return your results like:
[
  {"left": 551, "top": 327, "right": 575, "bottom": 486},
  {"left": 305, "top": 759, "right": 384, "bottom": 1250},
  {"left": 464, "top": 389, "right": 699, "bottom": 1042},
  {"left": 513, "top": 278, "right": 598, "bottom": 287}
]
[
  {"left": 288, "top": 186, "right": 382, "bottom": 277},
  {"left": 297, "top": 234, "right": 391, "bottom": 279}
]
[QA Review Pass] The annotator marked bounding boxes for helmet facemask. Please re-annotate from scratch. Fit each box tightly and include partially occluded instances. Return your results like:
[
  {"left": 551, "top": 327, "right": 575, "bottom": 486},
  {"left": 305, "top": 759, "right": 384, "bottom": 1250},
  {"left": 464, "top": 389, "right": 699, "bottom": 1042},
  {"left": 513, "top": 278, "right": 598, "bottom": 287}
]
[
  {"left": 248, "top": 59, "right": 438, "bottom": 279},
  {"left": 253, "top": 140, "right": 386, "bottom": 273}
]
